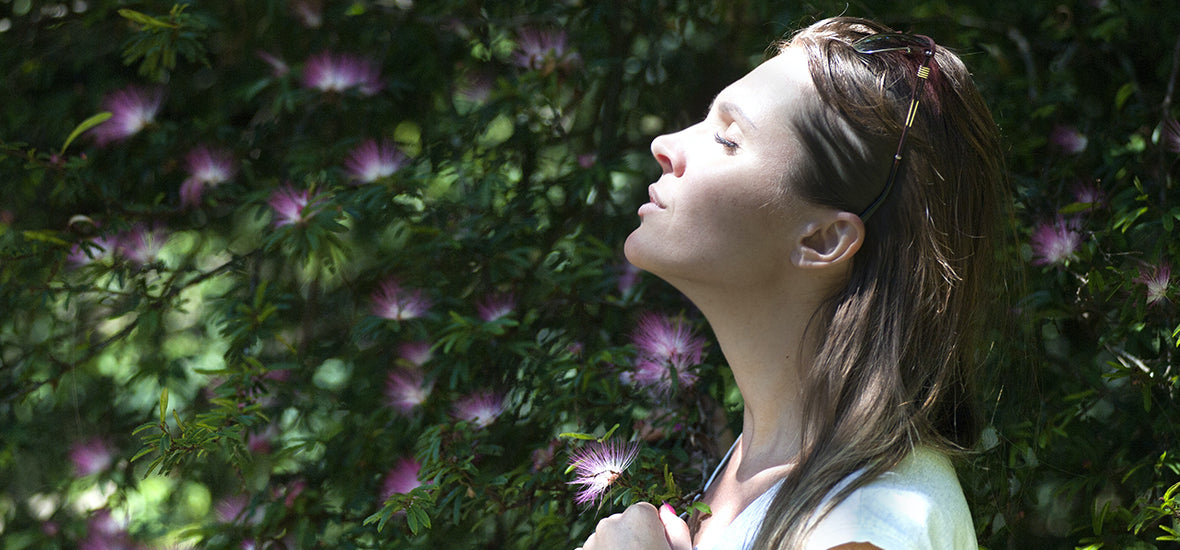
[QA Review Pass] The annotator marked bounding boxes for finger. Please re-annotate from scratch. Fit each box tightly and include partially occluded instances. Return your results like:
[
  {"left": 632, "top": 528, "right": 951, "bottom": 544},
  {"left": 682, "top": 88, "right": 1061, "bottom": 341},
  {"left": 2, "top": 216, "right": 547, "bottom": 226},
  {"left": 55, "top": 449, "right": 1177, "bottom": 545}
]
[{"left": 658, "top": 502, "right": 693, "bottom": 550}]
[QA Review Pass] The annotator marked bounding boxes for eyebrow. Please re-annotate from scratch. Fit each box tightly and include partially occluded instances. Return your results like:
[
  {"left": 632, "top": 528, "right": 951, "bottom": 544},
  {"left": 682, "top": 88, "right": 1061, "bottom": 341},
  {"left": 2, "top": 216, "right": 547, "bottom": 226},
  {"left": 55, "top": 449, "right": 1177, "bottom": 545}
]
[{"left": 711, "top": 99, "right": 758, "bottom": 130}]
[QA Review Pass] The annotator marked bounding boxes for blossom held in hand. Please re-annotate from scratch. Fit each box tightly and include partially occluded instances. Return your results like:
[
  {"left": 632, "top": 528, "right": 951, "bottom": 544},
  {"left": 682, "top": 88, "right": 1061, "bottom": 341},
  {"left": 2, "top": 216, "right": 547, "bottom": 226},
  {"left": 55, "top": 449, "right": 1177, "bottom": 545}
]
[
  {"left": 180, "top": 146, "right": 236, "bottom": 208},
  {"left": 92, "top": 86, "right": 163, "bottom": 145},
  {"left": 567, "top": 439, "right": 640, "bottom": 505},
  {"left": 344, "top": 139, "right": 406, "bottom": 183}
]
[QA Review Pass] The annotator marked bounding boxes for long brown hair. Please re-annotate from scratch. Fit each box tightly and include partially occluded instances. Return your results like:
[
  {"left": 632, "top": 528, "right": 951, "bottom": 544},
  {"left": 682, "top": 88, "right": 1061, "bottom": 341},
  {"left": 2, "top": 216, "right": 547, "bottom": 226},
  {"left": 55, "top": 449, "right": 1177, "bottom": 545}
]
[{"left": 753, "top": 17, "right": 1006, "bottom": 548}]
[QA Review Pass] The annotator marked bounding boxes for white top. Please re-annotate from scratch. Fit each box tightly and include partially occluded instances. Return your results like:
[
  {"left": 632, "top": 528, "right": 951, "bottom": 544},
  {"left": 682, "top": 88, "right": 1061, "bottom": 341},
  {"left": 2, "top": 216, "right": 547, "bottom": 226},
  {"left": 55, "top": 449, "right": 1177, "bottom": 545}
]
[{"left": 693, "top": 438, "right": 977, "bottom": 550}]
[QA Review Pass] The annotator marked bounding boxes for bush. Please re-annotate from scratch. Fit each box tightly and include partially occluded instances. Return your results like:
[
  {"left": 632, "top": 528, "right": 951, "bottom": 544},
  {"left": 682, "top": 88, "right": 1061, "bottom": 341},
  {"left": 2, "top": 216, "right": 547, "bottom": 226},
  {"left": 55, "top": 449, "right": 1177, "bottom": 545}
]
[{"left": 0, "top": 1, "right": 1176, "bottom": 549}]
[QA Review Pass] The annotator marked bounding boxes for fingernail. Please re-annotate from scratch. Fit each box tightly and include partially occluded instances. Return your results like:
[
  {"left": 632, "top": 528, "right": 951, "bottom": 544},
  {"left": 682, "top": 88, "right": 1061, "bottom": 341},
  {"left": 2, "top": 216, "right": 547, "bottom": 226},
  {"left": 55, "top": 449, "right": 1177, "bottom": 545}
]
[{"left": 661, "top": 502, "right": 675, "bottom": 514}]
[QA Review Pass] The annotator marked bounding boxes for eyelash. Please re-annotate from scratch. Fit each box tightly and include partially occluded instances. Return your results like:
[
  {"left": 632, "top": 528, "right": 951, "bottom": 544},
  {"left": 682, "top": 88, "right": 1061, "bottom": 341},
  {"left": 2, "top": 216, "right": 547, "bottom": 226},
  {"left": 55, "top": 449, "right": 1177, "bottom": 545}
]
[{"left": 713, "top": 132, "right": 739, "bottom": 153}]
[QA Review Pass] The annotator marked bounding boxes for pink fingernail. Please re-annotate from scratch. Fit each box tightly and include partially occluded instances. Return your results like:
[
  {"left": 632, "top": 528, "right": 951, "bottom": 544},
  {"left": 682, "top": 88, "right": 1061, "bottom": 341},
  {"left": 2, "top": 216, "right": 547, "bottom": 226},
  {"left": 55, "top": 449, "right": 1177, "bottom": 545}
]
[{"left": 661, "top": 502, "right": 675, "bottom": 514}]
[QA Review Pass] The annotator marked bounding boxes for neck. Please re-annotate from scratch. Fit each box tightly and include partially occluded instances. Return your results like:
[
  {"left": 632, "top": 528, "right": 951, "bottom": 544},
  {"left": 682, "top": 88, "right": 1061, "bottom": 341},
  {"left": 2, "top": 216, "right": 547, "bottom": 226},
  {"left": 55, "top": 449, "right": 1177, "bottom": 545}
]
[{"left": 679, "top": 279, "right": 826, "bottom": 478}]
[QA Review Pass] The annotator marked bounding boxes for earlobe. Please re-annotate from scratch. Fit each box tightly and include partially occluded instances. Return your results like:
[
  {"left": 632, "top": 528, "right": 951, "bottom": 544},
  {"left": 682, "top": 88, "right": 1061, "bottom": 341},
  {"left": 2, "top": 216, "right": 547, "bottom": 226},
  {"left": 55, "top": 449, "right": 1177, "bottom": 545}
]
[{"left": 793, "top": 212, "right": 864, "bottom": 269}]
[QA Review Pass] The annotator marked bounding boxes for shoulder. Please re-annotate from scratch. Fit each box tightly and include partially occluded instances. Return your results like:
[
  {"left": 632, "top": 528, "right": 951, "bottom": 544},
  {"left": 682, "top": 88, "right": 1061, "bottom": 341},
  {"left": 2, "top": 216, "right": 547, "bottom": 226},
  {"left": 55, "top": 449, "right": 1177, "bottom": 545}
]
[{"left": 805, "top": 447, "right": 978, "bottom": 550}]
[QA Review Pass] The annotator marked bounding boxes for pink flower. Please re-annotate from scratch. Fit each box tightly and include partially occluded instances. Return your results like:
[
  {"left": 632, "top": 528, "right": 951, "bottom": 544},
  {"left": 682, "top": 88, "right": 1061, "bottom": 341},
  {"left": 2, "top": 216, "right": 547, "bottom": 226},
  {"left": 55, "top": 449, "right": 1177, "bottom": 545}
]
[
  {"left": 476, "top": 292, "right": 516, "bottom": 322},
  {"left": 1030, "top": 218, "right": 1082, "bottom": 266},
  {"left": 455, "top": 71, "right": 493, "bottom": 105},
  {"left": 344, "top": 139, "right": 406, "bottom": 183},
  {"left": 371, "top": 279, "right": 432, "bottom": 320},
  {"left": 1071, "top": 181, "right": 1104, "bottom": 207},
  {"left": 92, "top": 86, "right": 163, "bottom": 145},
  {"left": 451, "top": 390, "right": 504, "bottom": 428},
  {"left": 303, "top": 52, "right": 381, "bottom": 95},
  {"left": 398, "top": 341, "right": 433, "bottom": 366},
  {"left": 119, "top": 224, "right": 168, "bottom": 266},
  {"left": 268, "top": 185, "right": 320, "bottom": 227},
  {"left": 1049, "top": 124, "right": 1087, "bottom": 155},
  {"left": 617, "top": 261, "right": 641, "bottom": 297},
  {"left": 180, "top": 146, "right": 236, "bottom": 208},
  {"left": 257, "top": 50, "right": 290, "bottom": 77},
  {"left": 381, "top": 457, "right": 423, "bottom": 499},
  {"left": 567, "top": 440, "right": 640, "bottom": 505},
  {"left": 513, "top": 28, "right": 580, "bottom": 74},
  {"left": 1163, "top": 118, "right": 1180, "bottom": 154},
  {"left": 1135, "top": 263, "right": 1171, "bottom": 305},
  {"left": 384, "top": 367, "right": 433, "bottom": 414},
  {"left": 628, "top": 313, "right": 705, "bottom": 395},
  {"left": 215, "top": 495, "right": 249, "bottom": 523},
  {"left": 70, "top": 438, "right": 114, "bottom": 477}
]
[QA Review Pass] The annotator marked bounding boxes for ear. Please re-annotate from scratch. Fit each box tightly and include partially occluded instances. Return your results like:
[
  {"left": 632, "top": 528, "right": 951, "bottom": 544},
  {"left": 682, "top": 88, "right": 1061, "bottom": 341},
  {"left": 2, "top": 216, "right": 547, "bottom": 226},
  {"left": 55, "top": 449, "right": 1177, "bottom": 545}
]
[{"left": 792, "top": 211, "right": 864, "bottom": 269}]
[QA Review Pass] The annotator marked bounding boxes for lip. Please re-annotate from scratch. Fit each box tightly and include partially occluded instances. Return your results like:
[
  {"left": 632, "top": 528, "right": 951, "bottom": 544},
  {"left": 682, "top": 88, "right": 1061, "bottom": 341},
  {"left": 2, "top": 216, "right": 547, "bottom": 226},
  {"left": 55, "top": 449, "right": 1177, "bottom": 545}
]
[{"left": 647, "top": 185, "right": 666, "bottom": 209}]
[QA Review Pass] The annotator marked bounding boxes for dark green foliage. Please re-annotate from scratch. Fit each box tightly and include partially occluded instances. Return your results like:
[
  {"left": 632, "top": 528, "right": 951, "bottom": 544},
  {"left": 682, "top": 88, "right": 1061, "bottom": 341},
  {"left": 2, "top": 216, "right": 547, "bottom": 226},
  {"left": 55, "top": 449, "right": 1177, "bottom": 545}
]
[{"left": 0, "top": 1, "right": 1177, "bottom": 549}]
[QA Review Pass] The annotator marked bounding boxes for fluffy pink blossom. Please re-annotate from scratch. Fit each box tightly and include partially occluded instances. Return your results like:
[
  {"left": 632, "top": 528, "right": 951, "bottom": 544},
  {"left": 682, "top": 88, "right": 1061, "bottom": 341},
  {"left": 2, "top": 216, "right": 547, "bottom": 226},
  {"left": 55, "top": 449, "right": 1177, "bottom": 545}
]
[
  {"left": 1049, "top": 124, "right": 1087, "bottom": 155},
  {"left": 398, "top": 341, "right": 433, "bottom": 366},
  {"left": 381, "top": 457, "right": 423, "bottom": 499},
  {"left": 180, "top": 146, "right": 236, "bottom": 208},
  {"left": 79, "top": 510, "right": 140, "bottom": 550},
  {"left": 371, "top": 279, "right": 432, "bottom": 321},
  {"left": 119, "top": 224, "right": 168, "bottom": 266},
  {"left": 513, "top": 28, "right": 580, "bottom": 73},
  {"left": 1071, "top": 181, "right": 1104, "bottom": 207},
  {"left": 451, "top": 390, "right": 504, "bottom": 428},
  {"left": 344, "top": 139, "right": 406, "bottom": 183},
  {"left": 92, "top": 86, "right": 163, "bottom": 145},
  {"left": 70, "top": 438, "right": 114, "bottom": 477},
  {"left": 1030, "top": 218, "right": 1082, "bottom": 266},
  {"left": 627, "top": 313, "right": 705, "bottom": 395},
  {"left": 384, "top": 367, "right": 433, "bottom": 414},
  {"left": 303, "top": 52, "right": 381, "bottom": 95},
  {"left": 1135, "top": 263, "right": 1171, "bottom": 305},
  {"left": 477, "top": 292, "right": 516, "bottom": 322},
  {"left": 268, "top": 185, "right": 320, "bottom": 227},
  {"left": 567, "top": 440, "right": 640, "bottom": 505},
  {"left": 455, "top": 71, "right": 493, "bottom": 105},
  {"left": 215, "top": 495, "right": 249, "bottom": 523}
]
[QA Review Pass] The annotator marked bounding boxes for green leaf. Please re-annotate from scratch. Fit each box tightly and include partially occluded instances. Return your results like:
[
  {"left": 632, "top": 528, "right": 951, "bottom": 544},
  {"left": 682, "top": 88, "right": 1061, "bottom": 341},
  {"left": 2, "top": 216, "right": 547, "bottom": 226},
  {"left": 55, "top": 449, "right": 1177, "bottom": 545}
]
[
  {"left": 60, "top": 112, "right": 112, "bottom": 155},
  {"left": 558, "top": 431, "right": 598, "bottom": 441},
  {"left": 159, "top": 387, "right": 169, "bottom": 424},
  {"left": 118, "top": 8, "right": 178, "bottom": 29}
]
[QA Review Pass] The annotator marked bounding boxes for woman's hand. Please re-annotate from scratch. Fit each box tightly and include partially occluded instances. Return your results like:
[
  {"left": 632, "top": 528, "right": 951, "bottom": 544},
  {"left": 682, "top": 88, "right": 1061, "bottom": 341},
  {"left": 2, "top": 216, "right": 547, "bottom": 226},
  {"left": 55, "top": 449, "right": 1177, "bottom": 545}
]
[{"left": 578, "top": 502, "right": 692, "bottom": 550}]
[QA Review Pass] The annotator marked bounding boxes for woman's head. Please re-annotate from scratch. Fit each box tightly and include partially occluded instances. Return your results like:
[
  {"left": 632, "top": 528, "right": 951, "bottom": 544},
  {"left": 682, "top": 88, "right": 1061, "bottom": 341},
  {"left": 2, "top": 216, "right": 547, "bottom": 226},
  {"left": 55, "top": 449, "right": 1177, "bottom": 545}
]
[{"left": 746, "top": 16, "right": 1005, "bottom": 548}]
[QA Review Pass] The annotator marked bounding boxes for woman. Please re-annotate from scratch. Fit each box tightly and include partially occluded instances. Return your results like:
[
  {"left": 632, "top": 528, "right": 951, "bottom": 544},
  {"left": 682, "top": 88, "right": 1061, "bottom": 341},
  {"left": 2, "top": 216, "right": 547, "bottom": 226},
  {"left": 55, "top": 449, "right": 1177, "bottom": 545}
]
[{"left": 582, "top": 16, "right": 1003, "bottom": 550}]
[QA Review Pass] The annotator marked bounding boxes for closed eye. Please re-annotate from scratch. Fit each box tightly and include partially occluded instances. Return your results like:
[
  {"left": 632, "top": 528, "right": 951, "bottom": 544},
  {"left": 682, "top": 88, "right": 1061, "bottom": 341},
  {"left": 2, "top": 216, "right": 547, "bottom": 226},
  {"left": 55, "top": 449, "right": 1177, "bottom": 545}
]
[{"left": 714, "top": 132, "right": 739, "bottom": 153}]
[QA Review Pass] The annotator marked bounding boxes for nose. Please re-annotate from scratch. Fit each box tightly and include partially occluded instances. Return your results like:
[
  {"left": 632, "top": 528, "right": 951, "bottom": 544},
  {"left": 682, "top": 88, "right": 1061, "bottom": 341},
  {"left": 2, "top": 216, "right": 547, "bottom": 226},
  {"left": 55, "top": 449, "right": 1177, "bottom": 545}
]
[{"left": 650, "top": 132, "right": 685, "bottom": 178}]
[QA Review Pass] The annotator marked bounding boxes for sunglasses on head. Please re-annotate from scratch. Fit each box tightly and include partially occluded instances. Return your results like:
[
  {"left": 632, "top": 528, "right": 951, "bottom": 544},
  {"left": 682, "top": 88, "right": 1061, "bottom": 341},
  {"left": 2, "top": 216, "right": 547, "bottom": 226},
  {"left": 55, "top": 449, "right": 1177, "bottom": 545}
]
[{"left": 850, "top": 32, "right": 936, "bottom": 221}]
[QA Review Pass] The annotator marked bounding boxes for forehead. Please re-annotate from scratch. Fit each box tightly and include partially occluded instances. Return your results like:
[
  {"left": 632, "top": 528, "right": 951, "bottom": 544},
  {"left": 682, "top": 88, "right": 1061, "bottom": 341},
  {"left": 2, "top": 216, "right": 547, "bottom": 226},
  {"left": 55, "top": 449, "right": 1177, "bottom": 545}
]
[{"left": 713, "top": 47, "right": 815, "bottom": 126}]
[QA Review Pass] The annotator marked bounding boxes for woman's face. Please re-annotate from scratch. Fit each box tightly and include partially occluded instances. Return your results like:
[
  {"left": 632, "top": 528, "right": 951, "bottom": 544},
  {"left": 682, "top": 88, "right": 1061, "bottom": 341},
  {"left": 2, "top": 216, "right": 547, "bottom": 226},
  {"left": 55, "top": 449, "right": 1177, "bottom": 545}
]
[{"left": 624, "top": 47, "right": 827, "bottom": 289}]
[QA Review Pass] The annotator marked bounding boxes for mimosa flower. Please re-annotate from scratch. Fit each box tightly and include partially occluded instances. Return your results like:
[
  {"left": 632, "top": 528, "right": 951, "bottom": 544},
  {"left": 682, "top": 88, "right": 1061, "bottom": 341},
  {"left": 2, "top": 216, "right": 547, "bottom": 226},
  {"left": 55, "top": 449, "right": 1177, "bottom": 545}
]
[
  {"left": 119, "top": 225, "right": 168, "bottom": 266},
  {"left": 69, "top": 438, "right": 114, "bottom": 477},
  {"left": 451, "top": 390, "right": 504, "bottom": 428},
  {"left": 1071, "top": 181, "right": 1104, "bottom": 207},
  {"left": 268, "top": 185, "right": 320, "bottom": 227},
  {"left": 1162, "top": 118, "right": 1180, "bottom": 154},
  {"left": 398, "top": 341, "right": 433, "bottom": 366},
  {"left": 92, "top": 86, "right": 163, "bottom": 145},
  {"left": 303, "top": 52, "right": 381, "bottom": 95},
  {"left": 371, "top": 279, "right": 431, "bottom": 321},
  {"left": 384, "top": 367, "right": 432, "bottom": 414},
  {"left": 476, "top": 292, "right": 516, "bottom": 322},
  {"left": 1049, "top": 124, "right": 1087, "bottom": 155},
  {"left": 1030, "top": 218, "right": 1082, "bottom": 266},
  {"left": 344, "top": 139, "right": 406, "bottom": 183},
  {"left": 381, "top": 457, "right": 423, "bottom": 499},
  {"left": 567, "top": 440, "right": 640, "bottom": 505},
  {"left": 633, "top": 357, "right": 700, "bottom": 394},
  {"left": 513, "top": 28, "right": 580, "bottom": 73},
  {"left": 1135, "top": 263, "right": 1171, "bottom": 305},
  {"left": 180, "top": 146, "right": 236, "bottom": 208},
  {"left": 68, "top": 234, "right": 119, "bottom": 266},
  {"left": 632, "top": 313, "right": 704, "bottom": 366}
]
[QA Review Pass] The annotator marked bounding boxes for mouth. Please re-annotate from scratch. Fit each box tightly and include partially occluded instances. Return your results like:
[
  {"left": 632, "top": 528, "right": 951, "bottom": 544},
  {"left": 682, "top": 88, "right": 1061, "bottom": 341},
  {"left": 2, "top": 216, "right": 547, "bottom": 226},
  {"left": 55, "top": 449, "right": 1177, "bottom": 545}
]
[{"left": 647, "top": 185, "right": 666, "bottom": 209}]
